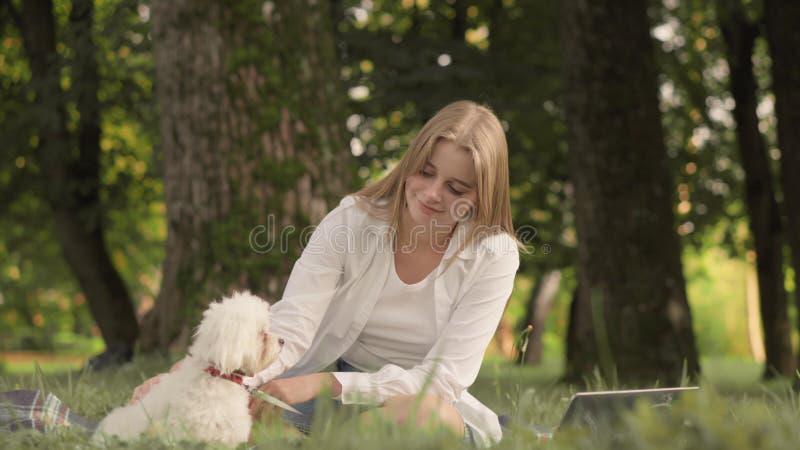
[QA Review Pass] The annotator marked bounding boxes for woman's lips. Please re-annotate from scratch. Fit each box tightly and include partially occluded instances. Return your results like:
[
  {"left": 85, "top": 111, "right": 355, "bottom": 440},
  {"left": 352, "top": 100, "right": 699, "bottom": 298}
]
[{"left": 418, "top": 199, "right": 442, "bottom": 214}]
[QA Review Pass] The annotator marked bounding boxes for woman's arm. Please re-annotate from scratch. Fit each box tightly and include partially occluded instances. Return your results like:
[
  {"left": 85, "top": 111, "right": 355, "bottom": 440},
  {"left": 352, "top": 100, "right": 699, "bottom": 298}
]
[
  {"left": 332, "top": 236, "right": 520, "bottom": 405},
  {"left": 244, "top": 199, "right": 352, "bottom": 386},
  {"left": 128, "top": 356, "right": 188, "bottom": 404},
  {"left": 251, "top": 372, "right": 341, "bottom": 405}
]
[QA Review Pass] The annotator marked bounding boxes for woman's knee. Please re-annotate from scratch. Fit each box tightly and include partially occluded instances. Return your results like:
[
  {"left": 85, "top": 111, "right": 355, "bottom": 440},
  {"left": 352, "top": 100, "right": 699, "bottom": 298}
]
[{"left": 381, "top": 394, "right": 463, "bottom": 433}]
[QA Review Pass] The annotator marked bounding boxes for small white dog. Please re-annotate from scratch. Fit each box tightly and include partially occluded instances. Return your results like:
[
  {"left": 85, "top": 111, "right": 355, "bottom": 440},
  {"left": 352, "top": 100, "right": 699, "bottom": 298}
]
[{"left": 93, "top": 291, "right": 282, "bottom": 446}]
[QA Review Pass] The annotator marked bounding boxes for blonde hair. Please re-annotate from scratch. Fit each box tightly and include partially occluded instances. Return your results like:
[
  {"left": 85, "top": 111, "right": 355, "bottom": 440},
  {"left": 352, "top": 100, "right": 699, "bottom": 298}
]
[{"left": 354, "top": 100, "right": 526, "bottom": 261}]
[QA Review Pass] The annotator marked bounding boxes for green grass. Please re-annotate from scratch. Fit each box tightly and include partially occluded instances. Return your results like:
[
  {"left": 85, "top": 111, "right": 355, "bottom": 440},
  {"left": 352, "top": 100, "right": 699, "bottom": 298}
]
[{"left": 1, "top": 356, "right": 799, "bottom": 449}]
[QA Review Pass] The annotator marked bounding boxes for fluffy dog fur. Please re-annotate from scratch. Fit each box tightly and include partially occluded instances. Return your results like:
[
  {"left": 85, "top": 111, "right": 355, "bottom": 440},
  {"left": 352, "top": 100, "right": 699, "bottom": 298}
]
[{"left": 92, "top": 291, "right": 281, "bottom": 446}]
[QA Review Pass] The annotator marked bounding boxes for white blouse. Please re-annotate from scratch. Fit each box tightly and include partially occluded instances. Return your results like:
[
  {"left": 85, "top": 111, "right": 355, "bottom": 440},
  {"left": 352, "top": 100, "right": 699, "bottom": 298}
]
[
  {"left": 242, "top": 196, "right": 520, "bottom": 447},
  {"left": 341, "top": 254, "right": 438, "bottom": 371}
]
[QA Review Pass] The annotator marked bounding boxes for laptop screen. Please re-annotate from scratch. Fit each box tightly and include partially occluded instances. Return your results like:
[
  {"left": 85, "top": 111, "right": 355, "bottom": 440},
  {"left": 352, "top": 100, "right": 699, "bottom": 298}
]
[{"left": 558, "top": 386, "right": 700, "bottom": 433}]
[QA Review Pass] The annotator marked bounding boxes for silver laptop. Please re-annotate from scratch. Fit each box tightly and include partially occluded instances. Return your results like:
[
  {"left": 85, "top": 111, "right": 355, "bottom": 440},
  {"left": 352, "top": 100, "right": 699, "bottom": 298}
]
[{"left": 507, "top": 386, "right": 700, "bottom": 442}]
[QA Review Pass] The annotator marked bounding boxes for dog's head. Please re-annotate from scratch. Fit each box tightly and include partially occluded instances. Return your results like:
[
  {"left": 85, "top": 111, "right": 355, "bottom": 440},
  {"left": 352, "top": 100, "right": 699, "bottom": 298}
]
[{"left": 188, "top": 291, "right": 282, "bottom": 375}]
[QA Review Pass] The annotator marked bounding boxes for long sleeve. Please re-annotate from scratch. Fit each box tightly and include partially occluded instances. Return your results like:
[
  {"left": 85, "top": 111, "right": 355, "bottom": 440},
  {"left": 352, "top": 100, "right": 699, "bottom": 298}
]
[
  {"left": 243, "top": 200, "right": 351, "bottom": 387},
  {"left": 331, "top": 236, "right": 519, "bottom": 405}
]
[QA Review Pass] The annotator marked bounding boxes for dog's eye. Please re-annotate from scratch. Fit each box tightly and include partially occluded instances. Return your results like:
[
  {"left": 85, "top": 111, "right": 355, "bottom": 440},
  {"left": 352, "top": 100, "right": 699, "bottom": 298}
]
[{"left": 278, "top": 338, "right": 285, "bottom": 346}]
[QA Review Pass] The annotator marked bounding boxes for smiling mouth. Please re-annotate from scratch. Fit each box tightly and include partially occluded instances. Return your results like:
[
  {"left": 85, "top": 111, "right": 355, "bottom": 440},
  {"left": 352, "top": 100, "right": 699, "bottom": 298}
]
[{"left": 418, "top": 200, "right": 442, "bottom": 213}]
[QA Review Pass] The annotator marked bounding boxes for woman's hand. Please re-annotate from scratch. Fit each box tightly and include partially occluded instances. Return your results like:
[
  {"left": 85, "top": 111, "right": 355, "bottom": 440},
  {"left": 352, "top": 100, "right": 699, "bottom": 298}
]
[
  {"left": 129, "top": 373, "right": 165, "bottom": 405},
  {"left": 128, "top": 357, "right": 186, "bottom": 405},
  {"left": 248, "top": 373, "right": 342, "bottom": 419}
]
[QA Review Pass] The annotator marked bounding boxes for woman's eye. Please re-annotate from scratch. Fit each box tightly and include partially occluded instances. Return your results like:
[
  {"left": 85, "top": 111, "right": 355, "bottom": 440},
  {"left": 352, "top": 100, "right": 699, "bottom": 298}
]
[
  {"left": 421, "top": 171, "right": 434, "bottom": 177},
  {"left": 448, "top": 185, "right": 465, "bottom": 195}
]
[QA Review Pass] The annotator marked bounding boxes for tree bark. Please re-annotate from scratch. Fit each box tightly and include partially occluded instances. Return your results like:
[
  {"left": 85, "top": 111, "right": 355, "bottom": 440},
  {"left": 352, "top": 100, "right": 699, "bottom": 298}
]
[
  {"left": 764, "top": 0, "right": 800, "bottom": 370},
  {"left": 564, "top": 285, "right": 580, "bottom": 375},
  {"left": 718, "top": 0, "right": 794, "bottom": 377},
  {"left": 141, "top": 0, "right": 352, "bottom": 351},
  {"left": 18, "top": 0, "right": 139, "bottom": 352},
  {"left": 561, "top": 0, "right": 700, "bottom": 383}
]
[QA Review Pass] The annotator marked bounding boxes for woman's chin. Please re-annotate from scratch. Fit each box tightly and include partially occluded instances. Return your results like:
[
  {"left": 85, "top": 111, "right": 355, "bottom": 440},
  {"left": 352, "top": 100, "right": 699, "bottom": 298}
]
[{"left": 409, "top": 209, "right": 437, "bottom": 227}]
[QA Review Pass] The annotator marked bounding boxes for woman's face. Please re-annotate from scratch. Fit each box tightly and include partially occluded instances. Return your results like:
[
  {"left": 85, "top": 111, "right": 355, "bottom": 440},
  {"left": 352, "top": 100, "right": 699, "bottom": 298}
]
[{"left": 403, "top": 140, "right": 479, "bottom": 241}]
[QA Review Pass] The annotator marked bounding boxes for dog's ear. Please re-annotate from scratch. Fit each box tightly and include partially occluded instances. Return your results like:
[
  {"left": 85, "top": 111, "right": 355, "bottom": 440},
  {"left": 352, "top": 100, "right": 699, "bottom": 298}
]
[{"left": 189, "top": 291, "right": 270, "bottom": 373}]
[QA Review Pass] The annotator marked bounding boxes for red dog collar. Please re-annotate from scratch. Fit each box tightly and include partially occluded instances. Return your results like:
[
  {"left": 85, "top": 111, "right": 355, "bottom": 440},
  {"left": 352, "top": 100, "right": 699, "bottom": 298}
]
[{"left": 204, "top": 367, "right": 250, "bottom": 385}]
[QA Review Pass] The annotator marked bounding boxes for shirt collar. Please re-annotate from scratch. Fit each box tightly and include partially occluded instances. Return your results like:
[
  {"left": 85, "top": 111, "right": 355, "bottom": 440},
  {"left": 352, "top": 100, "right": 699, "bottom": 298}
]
[{"left": 443, "top": 222, "right": 477, "bottom": 260}]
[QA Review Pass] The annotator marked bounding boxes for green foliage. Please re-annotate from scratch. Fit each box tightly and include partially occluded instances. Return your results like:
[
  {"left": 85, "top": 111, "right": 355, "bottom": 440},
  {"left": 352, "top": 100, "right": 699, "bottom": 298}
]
[{"left": 255, "top": 157, "right": 308, "bottom": 191}]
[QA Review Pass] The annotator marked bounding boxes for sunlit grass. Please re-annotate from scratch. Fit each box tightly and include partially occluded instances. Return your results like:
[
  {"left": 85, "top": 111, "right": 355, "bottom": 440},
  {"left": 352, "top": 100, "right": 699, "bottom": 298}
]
[{"left": 0, "top": 353, "right": 86, "bottom": 375}]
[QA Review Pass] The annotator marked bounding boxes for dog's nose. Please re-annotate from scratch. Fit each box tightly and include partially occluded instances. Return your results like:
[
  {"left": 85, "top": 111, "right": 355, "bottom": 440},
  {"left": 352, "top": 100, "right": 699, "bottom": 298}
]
[{"left": 278, "top": 338, "right": 285, "bottom": 346}]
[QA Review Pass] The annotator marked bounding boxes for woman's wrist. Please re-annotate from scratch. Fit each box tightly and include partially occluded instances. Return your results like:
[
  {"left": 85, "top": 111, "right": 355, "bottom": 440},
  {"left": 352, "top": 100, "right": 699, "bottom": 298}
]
[{"left": 169, "top": 356, "right": 187, "bottom": 373}]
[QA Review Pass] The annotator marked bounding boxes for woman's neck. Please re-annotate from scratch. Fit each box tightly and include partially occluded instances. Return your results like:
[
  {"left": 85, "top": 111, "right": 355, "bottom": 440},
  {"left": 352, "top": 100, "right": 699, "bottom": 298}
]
[{"left": 397, "top": 213, "right": 453, "bottom": 254}]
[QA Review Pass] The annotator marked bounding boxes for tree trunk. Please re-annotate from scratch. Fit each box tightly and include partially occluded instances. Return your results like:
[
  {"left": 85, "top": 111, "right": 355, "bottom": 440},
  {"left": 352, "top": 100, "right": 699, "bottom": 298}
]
[
  {"left": 18, "top": 0, "right": 139, "bottom": 353},
  {"left": 746, "top": 255, "right": 766, "bottom": 362},
  {"left": 561, "top": 0, "right": 700, "bottom": 383},
  {"left": 452, "top": 0, "right": 468, "bottom": 40},
  {"left": 764, "top": 0, "right": 800, "bottom": 370},
  {"left": 141, "top": 0, "right": 352, "bottom": 351},
  {"left": 717, "top": 0, "right": 794, "bottom": 378},
  {"left": 519, "top": 270, "right": 561, "bottom": 365}
]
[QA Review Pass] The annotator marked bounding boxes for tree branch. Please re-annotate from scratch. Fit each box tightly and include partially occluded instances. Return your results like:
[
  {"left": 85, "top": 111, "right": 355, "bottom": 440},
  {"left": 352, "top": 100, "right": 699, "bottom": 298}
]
[{"left": 0, "top": 0, "right": 24, "bottom": 31}]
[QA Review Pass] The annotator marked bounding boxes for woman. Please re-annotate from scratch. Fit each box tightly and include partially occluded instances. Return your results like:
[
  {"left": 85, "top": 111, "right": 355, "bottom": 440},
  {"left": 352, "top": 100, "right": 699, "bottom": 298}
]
[{"left": 234, "top": 100, "right": 523, "bottom": 447}]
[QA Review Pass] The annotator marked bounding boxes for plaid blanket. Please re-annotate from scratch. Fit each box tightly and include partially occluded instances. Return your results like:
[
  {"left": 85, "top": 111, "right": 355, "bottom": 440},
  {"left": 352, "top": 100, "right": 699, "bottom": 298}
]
[{"left": 0, "top": 390, "right": 97, "bottom": 433}]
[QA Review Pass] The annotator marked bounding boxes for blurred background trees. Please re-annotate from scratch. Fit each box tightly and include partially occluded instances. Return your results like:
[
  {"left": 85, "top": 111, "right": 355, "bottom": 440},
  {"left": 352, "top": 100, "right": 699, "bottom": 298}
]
[
  {"left": 716, "top": 0, "right": 791, "bottom": 377},
  {"left": 1, "top": 0, "right": 798, "bottom": 382},
  {"left": 1, "top": 0, "right": 152, "bottom": 365}
]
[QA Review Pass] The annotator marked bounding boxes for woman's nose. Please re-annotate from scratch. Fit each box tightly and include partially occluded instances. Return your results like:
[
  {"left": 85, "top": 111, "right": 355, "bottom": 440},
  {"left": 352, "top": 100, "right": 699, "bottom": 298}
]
[{"left": 423, "top": 182, "right": 444, "bottom": 202}]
